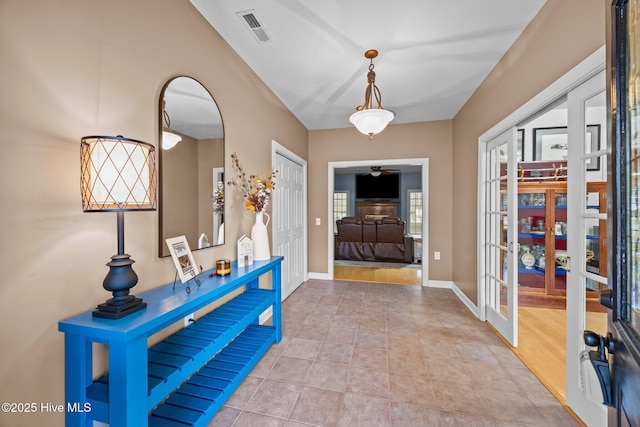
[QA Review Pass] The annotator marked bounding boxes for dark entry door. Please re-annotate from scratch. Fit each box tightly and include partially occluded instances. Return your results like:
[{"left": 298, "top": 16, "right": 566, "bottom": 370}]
[{"left": 609, "top": 1, "right": 640, "bottom": 425}]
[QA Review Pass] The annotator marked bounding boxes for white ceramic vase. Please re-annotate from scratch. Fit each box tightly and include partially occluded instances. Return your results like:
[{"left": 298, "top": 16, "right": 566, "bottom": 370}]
[{"left": 251, "top": 211, "right": 271, "bottom": 261}]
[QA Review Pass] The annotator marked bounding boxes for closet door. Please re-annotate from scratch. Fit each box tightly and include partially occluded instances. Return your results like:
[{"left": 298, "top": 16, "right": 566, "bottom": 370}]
[
  {"left": 483, "top": 127, "right": 519, "bottom": 346},
  {"left": 273, "top": 150, "right": 306, "bottom": 300}
]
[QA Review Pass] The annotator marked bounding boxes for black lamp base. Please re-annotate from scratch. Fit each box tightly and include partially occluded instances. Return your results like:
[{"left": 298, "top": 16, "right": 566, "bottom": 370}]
[{"left": 93, "top": 297, "right": 147, "bottom": 319}]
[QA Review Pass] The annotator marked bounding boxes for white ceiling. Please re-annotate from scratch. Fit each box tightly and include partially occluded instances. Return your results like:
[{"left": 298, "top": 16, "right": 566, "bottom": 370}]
[{"left": 189, "top": 0, "right": 547, "bottom": 131}]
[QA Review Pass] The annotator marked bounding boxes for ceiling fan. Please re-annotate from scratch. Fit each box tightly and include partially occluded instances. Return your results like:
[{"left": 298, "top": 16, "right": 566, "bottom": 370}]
[{"left": 361, "top": 166, "right": 400, "bottom": 176}]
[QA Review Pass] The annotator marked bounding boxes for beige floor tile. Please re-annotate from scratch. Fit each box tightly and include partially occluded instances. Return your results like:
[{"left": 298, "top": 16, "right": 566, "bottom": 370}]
[
  {"left": 203, "top": 279, "right": 578, "bottom": 427},
  {"left": 228, "top": 410, "right": 285, "bottom": 427},
  {"left": 352, "top": 346, "right": 388, "bottom": 370},
  {"left": 288, "top": 386, "right": 344, "bottom": 426},
  {"left": 388, "top": 350, "right": 428, "bottom": 376},
  {"left": 244, "top": 379, "right": 302, "bottom": 419},
  {"left": 267, "top": 356, "right": 313, "bottom": 384},
  {"left": 316, "top": 340, "right": 354, "bottom": 365},
  {"left": 346, "top": 366, "right": 390, "bottom": 399},
  {"left": 388, "top": 372, "right": 435, "bottom": 406},
  {"left": 389, "top": 402, "right": 447, "bottom": 427},
  {"left": 355, "top": 330, "right": 387, "bottom": 349},
  {"left": 337, "top": 392, "right": 391, "bottom": 427},
  {"left": 305, "top": 360, "right": 350, "bottom": 392},
  {"left": 282, "top": 337, "right": 322, "bottom": 360}
]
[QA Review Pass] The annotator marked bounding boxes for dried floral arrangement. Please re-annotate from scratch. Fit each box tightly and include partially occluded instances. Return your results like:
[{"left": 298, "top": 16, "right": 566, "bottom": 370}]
[{"left": 227, "top": 152, "right": 277, "bottom": 212}]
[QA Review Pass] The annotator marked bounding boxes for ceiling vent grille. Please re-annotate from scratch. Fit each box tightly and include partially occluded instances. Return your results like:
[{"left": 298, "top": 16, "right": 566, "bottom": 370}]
[{"left": 237, "top": 10, "right": 273, "bottom": 43}]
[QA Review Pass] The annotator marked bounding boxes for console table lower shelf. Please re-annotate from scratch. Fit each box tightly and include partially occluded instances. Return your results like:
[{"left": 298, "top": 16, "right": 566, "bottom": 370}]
[
  {"left": 59, "top": 256, "right": 283, "bottom": 427},
  {"left": 148, "top": 324, "right": 275, "bottom": 426}
]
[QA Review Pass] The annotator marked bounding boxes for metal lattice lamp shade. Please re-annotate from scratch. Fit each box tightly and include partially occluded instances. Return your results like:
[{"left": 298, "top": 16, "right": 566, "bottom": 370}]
[
  {"left": 81, "top": 135, "right": 157, "bottom": 212},
  {"left": 80, "top": 135, "right": 157, "bottom": 319}
]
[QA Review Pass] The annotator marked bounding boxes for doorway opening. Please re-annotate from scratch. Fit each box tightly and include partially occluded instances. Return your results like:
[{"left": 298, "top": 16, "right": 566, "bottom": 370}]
[{"left": 328, "top": 158, "right": 428, "bottom": 286}]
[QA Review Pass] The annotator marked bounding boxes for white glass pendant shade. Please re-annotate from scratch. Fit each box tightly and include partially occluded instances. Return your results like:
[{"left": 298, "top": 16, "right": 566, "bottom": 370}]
[
  {"left": 349, "top": 109, "right": 395, "bottom": 138},
  {"left": 162, "top": 130, "right": 182, "bottom": 150}
]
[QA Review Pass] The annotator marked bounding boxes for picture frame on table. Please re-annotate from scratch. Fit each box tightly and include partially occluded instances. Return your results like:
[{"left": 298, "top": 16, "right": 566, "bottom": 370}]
[{"left": 166, "top": 235, "right": 199, "bottom": 283}]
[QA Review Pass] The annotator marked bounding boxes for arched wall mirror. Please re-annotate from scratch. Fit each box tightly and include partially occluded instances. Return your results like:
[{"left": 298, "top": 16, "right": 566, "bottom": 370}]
[{"left": 159, "top": 76, "right": 225, "bottom": 257}]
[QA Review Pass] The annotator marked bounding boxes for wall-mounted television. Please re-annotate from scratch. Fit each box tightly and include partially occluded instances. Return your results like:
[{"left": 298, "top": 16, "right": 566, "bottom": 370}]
[{"left": 355, "top": 173, "right": 400, "bottom": 199}]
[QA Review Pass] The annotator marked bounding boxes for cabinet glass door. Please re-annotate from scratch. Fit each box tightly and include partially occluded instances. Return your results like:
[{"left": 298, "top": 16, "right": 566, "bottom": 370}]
[
  {"left": 517, "top": 190, "right": 548, "bottom": 296},
  {"left": 516, "top": 184, "right": 567, "bottom": 308}
]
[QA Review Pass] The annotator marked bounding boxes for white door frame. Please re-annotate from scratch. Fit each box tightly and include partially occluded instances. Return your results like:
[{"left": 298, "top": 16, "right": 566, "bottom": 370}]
[
  {"left": 327, "top": 158, "right": 429, "bottom": 285},
  {"left": 271, "top": 140, "right": 309, "bottom": 284},
  {"left": 477, "top": 46, "right": 605, "bottom": 320}
]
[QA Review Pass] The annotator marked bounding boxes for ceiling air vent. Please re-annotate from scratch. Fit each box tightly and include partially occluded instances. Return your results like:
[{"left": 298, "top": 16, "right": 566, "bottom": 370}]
[{"left": 237, "top": 10, "right": 273, "bottom": 43}]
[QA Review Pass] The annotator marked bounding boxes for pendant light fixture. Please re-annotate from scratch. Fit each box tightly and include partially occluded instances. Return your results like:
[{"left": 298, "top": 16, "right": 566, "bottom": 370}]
[
  {"left": 161, "top": 99, "right": 182, "bottom": 150},
  {"left": 349, "top": 49, "right": 395, "bottom": 140}
]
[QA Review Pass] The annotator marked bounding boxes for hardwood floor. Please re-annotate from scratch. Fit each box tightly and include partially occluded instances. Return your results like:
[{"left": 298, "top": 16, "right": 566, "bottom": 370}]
[
  {"left": 510, "top": 306, "right": 607, "bottom": 406},
  {"left": 333, "top": 262, "right": 421, "bottom": 285}
]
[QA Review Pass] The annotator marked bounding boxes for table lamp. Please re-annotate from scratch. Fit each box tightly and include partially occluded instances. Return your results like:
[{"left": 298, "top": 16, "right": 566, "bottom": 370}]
[{"left": 80, "top": 135, "right": 157, "bottom": 319}]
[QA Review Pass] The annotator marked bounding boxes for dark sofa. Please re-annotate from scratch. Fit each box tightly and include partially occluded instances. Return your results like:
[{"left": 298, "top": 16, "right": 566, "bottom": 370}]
[{"left": 335, "top": 217, "right": 414, "bottom": 263}]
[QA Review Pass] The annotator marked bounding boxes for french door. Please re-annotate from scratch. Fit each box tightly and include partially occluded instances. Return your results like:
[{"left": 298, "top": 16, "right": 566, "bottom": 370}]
[
  {"left": 483, "top": 127, "right": 519, "bottom": 346},
  {"left": 608, "top": 1, "right": 640, "bottom": 424},
  {"left": 566, "top": 71, "right": 608, "bottom": 426}
]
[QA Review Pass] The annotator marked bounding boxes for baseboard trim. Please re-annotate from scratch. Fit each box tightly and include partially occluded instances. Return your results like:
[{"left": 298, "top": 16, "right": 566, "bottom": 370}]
[
  {"left": 308, "top": 272, "right": 331, "bottom": 280},
  {"left": 259, "top": 307, "right": 273, "bottom": 324},
  {"left": 424, "top": 280, "right": 480, "bottom": 319},
  {"left": 423, "top": 279, "right": 453, "bottom": 289}
]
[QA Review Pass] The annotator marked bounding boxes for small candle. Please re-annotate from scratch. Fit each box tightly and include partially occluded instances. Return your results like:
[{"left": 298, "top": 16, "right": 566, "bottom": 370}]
[{"left": 216, "top": 259, "right": 231, "bottom": 276}]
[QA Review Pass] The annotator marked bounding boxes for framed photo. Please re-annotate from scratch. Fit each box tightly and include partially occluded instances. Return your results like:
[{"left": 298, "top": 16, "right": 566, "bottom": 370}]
[
  {"left": 585, "top": 124, "right": 601, "bottom": 171},
  {"left": 533, "top": 126, "right": 567, "bottom": 161},
  {"left": 166, "top": 235, "right": 199, "bottom": 283}
]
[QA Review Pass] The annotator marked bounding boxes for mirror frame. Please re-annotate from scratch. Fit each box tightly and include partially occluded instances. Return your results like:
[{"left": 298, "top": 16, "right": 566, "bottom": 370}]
[{"left": 158, "top": 76, "right": 225, "bottom": 257}]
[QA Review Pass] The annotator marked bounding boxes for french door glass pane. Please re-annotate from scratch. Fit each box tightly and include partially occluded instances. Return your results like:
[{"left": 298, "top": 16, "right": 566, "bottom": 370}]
[
  {"left": 627, "top": 11, "right": 640, "bottom": 334},
  {"left": 584, "top": 91, "right": 608, "bottom": 337},
  {"left": 486, "top": 143, "right": 509, "bottom": 317}
]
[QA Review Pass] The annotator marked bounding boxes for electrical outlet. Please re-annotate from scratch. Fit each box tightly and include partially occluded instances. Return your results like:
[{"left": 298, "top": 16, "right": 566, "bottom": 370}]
[
  {"left": 184, "top": 313, "right": 195, "bottom": 327},
  {"left": 434, "top": 251, "right": 441, "bottom": 260},
  {"left": 315, "top": 217, "right": 321, "bottom": 225}
]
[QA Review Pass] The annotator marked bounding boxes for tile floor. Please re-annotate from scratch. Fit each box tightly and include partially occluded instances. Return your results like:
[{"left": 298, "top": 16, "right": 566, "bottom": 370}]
[{"left": 208, "top": 279, "right": 580, "bottom": 426}]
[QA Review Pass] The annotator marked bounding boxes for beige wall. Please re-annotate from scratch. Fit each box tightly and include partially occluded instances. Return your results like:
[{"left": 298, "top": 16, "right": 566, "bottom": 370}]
[
  {"left": 308, "top": 121, "right": 454, "bottom": 280},
  {"left": 0, "top": 0, "right": 307, "bottom": 426},
  {"left": 451, "top": 0, "right": 607, "bottom": 303}
]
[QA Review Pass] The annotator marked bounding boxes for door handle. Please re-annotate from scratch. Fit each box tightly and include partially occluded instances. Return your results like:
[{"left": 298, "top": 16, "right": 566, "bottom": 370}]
[
  {"left": 583, "top": 330, "right": 614, "bottom": 407},
  {"left": 599, "top": 288, "right": 614, "bottom": 310}
]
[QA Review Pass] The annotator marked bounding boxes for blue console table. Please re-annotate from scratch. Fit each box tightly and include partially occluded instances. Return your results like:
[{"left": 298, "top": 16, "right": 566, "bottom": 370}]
[{"left": 59, "top": 256, "right": 283, "bottom": 427}]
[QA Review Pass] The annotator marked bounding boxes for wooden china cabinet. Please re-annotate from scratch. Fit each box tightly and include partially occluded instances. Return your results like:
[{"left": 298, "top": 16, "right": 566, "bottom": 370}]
[{"left": 502, "top": 162, "right": 607, "bottom": 311}]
